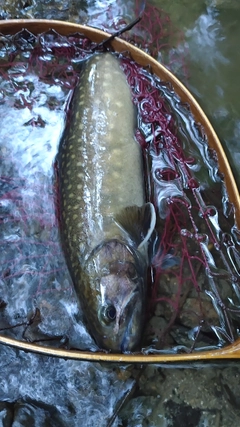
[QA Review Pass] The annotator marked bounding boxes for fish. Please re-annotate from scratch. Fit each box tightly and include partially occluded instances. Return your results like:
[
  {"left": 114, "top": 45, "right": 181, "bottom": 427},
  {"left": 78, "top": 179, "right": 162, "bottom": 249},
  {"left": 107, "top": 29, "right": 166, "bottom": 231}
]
[{"left": 58, "top": 53, "right": 156, "bottom": 352}]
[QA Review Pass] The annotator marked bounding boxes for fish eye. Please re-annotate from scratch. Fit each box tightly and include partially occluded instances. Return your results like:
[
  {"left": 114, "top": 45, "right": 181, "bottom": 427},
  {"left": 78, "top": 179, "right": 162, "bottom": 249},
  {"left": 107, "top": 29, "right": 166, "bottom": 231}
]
[
  {"left": 101, "top": 305, "right": 116, "bottom": 324},
  {"left": 106, "top": 305, "right": 116, "bottom": 320}
]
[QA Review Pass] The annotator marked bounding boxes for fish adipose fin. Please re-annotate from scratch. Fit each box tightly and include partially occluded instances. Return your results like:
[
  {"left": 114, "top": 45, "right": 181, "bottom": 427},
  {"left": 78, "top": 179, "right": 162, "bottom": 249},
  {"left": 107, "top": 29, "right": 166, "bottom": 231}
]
[{"left": 115, "top": 202, "right": 156, "bottom": 249}]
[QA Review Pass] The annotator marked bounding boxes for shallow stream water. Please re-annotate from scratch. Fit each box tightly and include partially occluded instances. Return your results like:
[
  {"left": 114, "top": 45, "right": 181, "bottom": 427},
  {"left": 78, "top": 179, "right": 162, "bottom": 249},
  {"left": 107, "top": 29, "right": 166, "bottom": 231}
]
[
  {"left": 154, "top": 0, "right": 240, "bottom": 190},
  {"left": 0, "top": 1, "right": 240, "bottom": 426}
]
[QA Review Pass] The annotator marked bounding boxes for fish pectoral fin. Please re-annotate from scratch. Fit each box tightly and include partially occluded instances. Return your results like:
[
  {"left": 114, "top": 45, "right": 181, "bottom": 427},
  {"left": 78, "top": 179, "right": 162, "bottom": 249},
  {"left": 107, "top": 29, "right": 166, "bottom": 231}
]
[{"left": 115, "top": 202, "right": 156, "bottom": 249}]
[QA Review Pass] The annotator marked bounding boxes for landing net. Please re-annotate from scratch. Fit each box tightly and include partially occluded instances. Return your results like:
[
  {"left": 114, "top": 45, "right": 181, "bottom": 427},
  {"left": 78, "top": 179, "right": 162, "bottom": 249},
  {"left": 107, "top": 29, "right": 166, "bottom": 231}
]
[{"left": 0, "top": 24, "right": 240, "bottom": 353}]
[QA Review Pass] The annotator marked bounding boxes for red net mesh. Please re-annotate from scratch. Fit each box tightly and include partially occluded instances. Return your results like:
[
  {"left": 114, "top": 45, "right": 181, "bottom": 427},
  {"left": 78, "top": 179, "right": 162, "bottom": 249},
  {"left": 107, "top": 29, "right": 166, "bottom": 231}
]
[
  {"left": 119, "top": 57, "right": 240, "bottom": 351},
  {"left": 75, "top": 0, "right": 189, "bottom": 80},
  {"left": 0, "top": 22, "right": 240, "bottom": 353},
  {"left": 124, "top": 2, "right": 188, "bottom": 79}
]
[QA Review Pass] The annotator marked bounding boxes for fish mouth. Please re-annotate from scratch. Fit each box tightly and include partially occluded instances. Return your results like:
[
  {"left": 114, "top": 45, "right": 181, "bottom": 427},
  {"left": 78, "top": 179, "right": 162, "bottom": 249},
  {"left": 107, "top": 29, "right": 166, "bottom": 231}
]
[
  {"left": 85, "top": 239, "right": 146, "bottom": 353},
  {"left": 119, "top": 289, "right": 142, "bottom": 353},
  {"left": 120, "top": 315, "right": 139, "bottom": 353},
  {"left": 96, "top": 275, "right": 144, "bottom": 353},
  {"left": 99, "top": 282, "right": 141, "bottom": 353}
]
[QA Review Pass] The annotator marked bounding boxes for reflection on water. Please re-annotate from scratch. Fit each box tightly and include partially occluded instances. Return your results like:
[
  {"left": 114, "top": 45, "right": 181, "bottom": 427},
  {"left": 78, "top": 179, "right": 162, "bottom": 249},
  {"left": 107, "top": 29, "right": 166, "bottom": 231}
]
[
  {"left": 0, "top": 1, "right": 240, "bottom": 426},
  {"left": 1, "top": 28, "right": 239, "bottom": 356},
  {"left": 150, "top": 1, "right": 240, "bottom": 188},
  {"left": 179, "top": 5, "right": 240, "bottom": 189}
]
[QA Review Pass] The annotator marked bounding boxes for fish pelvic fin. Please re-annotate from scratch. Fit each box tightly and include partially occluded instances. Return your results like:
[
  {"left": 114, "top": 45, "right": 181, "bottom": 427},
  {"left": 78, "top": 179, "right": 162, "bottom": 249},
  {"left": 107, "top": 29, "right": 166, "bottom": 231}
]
[{"left": 115, "top": 202, "right": 156, "bottom": 251}]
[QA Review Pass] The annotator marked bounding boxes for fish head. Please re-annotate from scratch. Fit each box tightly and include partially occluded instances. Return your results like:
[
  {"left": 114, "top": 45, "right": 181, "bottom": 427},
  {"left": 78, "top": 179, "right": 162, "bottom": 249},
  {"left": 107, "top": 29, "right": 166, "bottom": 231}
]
[{"left": 84, "top": 240, "right": 147, "bottom": 353}]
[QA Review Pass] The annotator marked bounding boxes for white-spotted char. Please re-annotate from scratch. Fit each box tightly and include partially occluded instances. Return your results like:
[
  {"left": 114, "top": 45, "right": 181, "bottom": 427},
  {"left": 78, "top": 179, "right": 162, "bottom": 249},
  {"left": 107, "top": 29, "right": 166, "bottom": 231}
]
[{"left": 58, "top": 53, "right": 156, "bottom": 352}]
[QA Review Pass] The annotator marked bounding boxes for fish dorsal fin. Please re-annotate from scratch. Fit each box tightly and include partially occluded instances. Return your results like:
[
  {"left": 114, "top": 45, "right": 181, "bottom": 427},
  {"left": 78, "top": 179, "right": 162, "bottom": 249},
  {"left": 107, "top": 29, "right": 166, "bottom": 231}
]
[{"left": 115, "top": 203, "right": 156, "bottom": 249}]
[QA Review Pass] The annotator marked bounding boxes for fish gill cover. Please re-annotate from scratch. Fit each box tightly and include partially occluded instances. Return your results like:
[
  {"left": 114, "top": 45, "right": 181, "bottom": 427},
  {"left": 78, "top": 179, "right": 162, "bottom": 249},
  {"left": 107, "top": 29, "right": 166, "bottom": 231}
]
[{"left": 0, "top": 15, "right": 239, "bottom": 355}]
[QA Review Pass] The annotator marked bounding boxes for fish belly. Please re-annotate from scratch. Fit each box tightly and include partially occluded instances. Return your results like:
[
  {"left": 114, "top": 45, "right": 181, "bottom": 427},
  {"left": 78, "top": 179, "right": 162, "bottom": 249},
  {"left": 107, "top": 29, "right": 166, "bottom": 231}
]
[{"left": 59, "top": 53, "right": 145, "bottom": 265}]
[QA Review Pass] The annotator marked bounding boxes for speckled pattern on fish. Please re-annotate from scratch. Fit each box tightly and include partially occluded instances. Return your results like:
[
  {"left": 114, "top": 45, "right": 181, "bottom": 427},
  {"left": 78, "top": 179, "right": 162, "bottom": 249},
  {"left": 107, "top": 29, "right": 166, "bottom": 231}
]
[{"left": 58, "top": 53, "right": 155, "bottom": 352}]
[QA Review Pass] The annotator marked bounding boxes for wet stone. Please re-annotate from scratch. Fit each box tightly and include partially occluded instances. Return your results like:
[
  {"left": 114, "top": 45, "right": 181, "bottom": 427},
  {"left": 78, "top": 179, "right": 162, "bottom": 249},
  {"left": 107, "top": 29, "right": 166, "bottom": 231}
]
[
  {"left": 143, "top": 315, "right": 174, "bottom": 348},
  {"left": 165, "top": 401, "right": 202, "bottom": 427},
  {"left": 119, "top": 365, "right": 240, "bottom": 426},
  {"left": 0, "top": 401, "right": 14, "bottom": 427},
  {"left": 178, "top": 296, "right": 220, "bottom": 329},
  {"left": 138, "top": 365, "right": 165, "bottom": 396}
]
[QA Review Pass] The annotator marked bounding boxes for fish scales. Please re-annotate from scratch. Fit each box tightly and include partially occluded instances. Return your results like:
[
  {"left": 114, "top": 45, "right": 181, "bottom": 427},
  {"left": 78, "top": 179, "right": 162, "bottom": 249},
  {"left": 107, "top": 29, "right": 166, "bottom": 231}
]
[{"left": 58, "top": 53, "right": 155, "bottom": 352}]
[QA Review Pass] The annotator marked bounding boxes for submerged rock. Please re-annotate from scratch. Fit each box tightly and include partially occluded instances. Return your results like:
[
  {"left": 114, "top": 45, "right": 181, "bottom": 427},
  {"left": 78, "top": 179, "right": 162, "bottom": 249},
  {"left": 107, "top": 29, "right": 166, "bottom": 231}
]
[{"left": 0, "top": 344, "right": 136, "bottom": 427}]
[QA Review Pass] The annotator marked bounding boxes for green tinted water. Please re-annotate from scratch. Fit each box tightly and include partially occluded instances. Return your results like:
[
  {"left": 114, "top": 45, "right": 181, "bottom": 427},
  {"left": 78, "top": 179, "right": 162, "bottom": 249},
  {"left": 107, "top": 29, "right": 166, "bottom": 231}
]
[{"left": 153, "top": 0, "right": 240, "bottom": 189}]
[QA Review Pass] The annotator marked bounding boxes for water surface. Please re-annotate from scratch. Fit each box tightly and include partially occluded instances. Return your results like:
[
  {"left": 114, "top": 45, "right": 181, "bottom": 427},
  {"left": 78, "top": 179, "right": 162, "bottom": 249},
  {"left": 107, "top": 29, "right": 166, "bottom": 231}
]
[{"left": 1, "top": 1, "right": 240, "bottom": 426}]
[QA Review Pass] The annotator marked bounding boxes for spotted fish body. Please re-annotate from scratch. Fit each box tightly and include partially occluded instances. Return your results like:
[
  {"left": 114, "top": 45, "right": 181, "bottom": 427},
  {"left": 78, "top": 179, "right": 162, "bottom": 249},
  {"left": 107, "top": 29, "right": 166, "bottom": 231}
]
[{"left": 59, "top": 53, "right": 155, "bottom": 352}]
